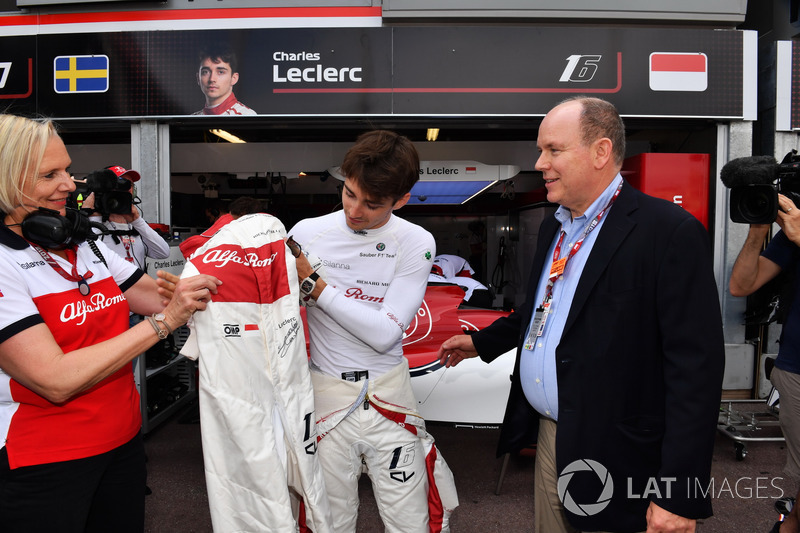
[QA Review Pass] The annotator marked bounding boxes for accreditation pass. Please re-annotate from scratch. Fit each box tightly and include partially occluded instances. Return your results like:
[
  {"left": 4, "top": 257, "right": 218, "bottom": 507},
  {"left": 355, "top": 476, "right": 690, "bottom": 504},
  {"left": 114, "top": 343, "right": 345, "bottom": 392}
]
[
  {"left": 523, "top": 256, "right": 565, "bottom": 350},
  {"left": 524, "top": 299, "right": 551, "bottom": 350}
]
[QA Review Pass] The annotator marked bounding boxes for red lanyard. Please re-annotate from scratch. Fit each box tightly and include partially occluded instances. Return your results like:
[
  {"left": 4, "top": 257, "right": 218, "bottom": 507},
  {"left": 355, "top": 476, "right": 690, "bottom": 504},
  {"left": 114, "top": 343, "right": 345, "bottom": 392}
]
[
  {"left": 121, "top": 236, "right": 134, "bottom": 263},
  {"left": 543, "top": 181, "right": 623, "bottom": 302},
  {"left": 29, "top": 243, "right": 94, "bottom": 296}
]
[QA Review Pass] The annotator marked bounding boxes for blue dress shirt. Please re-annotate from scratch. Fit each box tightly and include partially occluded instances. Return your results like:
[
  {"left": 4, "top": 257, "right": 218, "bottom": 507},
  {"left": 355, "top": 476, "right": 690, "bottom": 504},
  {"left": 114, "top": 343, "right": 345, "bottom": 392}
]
[{"left": 519, "top": 174, "right": 623, "bottom": 421}]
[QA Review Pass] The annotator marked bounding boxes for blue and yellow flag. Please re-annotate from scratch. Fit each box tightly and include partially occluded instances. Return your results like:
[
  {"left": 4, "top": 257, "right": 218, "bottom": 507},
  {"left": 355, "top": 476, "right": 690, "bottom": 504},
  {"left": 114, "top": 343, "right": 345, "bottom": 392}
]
[{"left": 53, "top": 55, "right": 109, "bottom": 94}]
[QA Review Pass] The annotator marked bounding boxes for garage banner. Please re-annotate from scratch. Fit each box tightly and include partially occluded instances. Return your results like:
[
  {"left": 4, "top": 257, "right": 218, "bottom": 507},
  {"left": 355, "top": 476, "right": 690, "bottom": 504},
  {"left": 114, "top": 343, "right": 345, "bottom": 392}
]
[{"left": 0, "top": 26, "right": 754, "bottom": 119}]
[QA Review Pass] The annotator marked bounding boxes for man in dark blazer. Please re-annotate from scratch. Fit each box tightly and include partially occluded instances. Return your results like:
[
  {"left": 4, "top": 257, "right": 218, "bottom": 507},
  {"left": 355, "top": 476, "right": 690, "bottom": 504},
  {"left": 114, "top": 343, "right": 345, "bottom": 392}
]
[{"left": 438, "top": 97, "right": 724, "bottom": 533}]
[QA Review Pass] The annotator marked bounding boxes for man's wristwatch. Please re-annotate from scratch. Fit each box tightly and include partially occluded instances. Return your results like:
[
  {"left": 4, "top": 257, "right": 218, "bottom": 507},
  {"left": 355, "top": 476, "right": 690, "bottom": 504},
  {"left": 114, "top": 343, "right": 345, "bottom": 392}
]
[{"left": 299, "top": 272, "right": 320, "bottom": 296}]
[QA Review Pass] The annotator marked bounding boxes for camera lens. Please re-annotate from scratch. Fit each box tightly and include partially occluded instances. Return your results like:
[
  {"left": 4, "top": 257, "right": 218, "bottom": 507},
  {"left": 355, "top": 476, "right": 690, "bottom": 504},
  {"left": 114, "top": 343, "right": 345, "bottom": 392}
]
[
  {"left": 730, "top": 184, "right": 778, "bottom": 224},
  {"left": 741, "top": 191, "right": 771, "bottom": 217},
  {"left": 104, "top": 192, "right": 133, "bottom": 215}
]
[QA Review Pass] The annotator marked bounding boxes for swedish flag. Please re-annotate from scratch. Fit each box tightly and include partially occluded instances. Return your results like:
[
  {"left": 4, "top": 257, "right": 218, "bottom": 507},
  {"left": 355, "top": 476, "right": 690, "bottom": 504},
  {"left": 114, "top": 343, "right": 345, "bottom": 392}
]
[{"left": 54, "top": 55, "right": 109, "bottom": 94}]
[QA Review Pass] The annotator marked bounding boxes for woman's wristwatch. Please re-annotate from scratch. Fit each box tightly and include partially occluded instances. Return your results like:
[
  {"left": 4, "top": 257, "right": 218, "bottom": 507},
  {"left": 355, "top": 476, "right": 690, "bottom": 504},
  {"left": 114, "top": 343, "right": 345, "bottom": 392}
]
[{"left": 147, "top": 313, "right": 174, "bottom": 340}]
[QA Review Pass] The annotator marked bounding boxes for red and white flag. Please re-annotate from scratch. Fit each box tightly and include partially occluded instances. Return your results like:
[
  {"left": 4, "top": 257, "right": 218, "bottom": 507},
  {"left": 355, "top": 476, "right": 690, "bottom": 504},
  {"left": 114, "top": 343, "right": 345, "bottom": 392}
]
[
  {"left": 465, "top": 166, "right": 477, "bottom": 174},
  {"left": 649, "top": 52, "right": 707, "bottom": 92}
]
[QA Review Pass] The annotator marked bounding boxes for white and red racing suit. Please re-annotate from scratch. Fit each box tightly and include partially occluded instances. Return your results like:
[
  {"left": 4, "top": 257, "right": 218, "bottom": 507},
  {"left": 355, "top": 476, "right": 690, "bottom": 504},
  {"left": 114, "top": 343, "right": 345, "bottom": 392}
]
[
  {"left": 180, "top": 213, "right": 332, "bottom": 533},
  {"left": 313, "top": 360, "right": 459, "bottom": 533}
]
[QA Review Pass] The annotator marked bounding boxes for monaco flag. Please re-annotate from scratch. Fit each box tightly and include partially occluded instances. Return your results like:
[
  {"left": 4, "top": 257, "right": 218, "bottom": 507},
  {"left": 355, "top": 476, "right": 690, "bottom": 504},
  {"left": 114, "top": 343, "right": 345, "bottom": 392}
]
[{"left": 649, "top": 52, "right": 708, "bottom": 92}]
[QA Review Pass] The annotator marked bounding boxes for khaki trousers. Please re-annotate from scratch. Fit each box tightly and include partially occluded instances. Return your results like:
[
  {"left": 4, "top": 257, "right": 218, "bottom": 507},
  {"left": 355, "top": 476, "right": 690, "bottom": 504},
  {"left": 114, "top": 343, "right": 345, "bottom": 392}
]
[
  {"left": 771, "top": 367, "right": 800, "bottom": 484},
  {"left": 534, "top": 417, "right": 642, "bottom": 533}
]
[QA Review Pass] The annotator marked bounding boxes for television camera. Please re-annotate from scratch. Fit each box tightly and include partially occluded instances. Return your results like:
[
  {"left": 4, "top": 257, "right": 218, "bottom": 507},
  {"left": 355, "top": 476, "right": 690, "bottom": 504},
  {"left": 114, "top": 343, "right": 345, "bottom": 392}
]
[
  {"left": 68, "top": 168, "right": 136, "bottom": 218},
  {"left": 721, "top": 150, "right": 800, "bottom": 224}
]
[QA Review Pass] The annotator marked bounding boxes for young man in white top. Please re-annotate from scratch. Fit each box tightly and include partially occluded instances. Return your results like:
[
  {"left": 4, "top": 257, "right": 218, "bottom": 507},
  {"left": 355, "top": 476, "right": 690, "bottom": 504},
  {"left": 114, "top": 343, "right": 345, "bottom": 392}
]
[{"left": 288, "top": 130, "right": 457, "bottom": 533}]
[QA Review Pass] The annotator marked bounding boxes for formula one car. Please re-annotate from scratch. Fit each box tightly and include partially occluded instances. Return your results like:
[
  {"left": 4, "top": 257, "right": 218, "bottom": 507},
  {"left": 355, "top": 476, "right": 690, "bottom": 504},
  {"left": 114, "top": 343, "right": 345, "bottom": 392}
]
[{"left": 403, "top": 284, "right": 514, "bottom": 426}]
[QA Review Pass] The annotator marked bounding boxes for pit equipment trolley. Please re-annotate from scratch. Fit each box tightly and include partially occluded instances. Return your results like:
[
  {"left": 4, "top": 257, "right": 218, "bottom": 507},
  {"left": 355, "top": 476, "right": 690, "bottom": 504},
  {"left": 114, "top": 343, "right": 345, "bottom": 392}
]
[{"left": 718, "top": 394, "right": 784, "bottom": 461}]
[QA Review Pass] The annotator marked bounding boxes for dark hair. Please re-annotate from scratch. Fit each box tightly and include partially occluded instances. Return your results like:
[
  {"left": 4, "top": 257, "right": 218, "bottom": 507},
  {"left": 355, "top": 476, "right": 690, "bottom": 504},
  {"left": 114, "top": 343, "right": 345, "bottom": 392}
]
[
  {"left": 229, "top": 196, "right": 264, "bottom": 217},
  {"left": 198, "top": 45, "right": 239, "bottom": 73},
  {"left": 340, "top": 130, "right": 419, "bottom": 202},
  {"left": 205, "top": 200, "right": 226, "bottom": 217},
  {"left": 561, "top": 96, "right": 626, "bottom": 166}
]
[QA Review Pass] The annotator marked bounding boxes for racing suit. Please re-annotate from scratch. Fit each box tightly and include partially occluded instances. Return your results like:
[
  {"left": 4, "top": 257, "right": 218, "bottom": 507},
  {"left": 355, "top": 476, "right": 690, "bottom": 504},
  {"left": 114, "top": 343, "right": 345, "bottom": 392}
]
[
  {"left": 193, "top": 92, "right": 256, "bottom": 116},
  {"left": 289, "top": 210, "right": 459, "bottom": 533},
  {"left": 179, "top": 213, "right": 234, "bottom": 260},
  {"left": 180, "top": 213, "right": 332, "bottom": 533}
]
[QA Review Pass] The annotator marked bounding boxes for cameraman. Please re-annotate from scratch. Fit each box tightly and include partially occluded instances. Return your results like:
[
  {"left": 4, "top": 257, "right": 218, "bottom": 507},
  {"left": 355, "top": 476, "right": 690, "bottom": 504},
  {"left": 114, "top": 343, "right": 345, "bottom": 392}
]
[
  {"left": 83, "top": 165, "right": 169, "bottom": 272},
  {"left": 730, "top": 193, "right": 800, "bottom": 530}
]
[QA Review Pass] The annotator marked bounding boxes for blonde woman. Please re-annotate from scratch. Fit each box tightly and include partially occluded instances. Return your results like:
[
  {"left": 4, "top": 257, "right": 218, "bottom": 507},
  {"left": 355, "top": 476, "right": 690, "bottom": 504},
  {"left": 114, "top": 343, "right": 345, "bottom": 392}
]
[{"left": 0, "top": 114, "right": 220, "bottom": 533}]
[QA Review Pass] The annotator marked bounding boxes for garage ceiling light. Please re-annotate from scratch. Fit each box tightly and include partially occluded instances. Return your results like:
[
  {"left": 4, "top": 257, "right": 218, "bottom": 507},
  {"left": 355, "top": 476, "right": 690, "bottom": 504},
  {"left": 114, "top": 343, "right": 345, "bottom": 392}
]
[{"left": 209, "top": 129, "right": 246, "bottom": 143}]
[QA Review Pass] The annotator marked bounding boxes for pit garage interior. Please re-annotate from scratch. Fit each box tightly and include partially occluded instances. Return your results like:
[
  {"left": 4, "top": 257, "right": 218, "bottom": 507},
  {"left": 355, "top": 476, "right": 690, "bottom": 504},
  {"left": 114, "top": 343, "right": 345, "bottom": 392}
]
[{"left": 57, "top": 114, "right": 721, "bottom": 312}]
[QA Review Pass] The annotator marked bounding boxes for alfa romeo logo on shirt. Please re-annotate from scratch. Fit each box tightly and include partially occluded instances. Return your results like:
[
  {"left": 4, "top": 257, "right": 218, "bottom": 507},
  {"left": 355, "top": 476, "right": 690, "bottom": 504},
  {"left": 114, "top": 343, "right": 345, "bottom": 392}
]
[
  {"left": 557, "top": 459, "right": 613, "bottom": 516},
  {"left": 376, "top": 243, "right": 386, "bottom": 251}
]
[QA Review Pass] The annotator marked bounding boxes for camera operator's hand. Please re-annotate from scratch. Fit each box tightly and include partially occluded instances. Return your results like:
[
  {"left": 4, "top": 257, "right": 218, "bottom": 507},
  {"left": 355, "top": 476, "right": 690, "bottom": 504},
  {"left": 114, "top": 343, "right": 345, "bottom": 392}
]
[
  {"left": 81, "top": 192, "right": 96, "bottom": 213},
  {"left": 108, "top": 205, "right": 139, "bottom": 224},
  {"left": 777, "top": 194, "right": 800, "bottom": 246}
]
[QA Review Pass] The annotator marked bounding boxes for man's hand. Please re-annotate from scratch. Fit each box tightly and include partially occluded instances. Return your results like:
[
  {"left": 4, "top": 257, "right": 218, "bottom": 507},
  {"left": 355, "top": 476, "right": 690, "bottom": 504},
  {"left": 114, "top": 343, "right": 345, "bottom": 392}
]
[
  {"left": 286, "top": 237, "right": 327, "bottom": 300},
  {"left": 438, "top": 334, "right": 479, "bottom": 367},
  {"left": 777, "top": 194, "right": 800, "bottom": 246},
  {"left": 81, "top": 192, "right": 96, "bottom": 213},
  {"left": 286, "top": 237, "right": 315, "bottom": 279},
  {"left": 645, "top": 501, "right": 695, "bottom": 533},
  {"left": 108, "top": 204, "right": 139, "bottom": 224}
]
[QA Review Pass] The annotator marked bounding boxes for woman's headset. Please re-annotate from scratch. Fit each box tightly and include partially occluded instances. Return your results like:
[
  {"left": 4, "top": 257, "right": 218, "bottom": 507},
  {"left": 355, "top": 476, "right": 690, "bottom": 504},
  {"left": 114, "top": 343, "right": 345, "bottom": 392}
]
[{"left": 21, "top": 207, "right": 108, "bottom": 250}]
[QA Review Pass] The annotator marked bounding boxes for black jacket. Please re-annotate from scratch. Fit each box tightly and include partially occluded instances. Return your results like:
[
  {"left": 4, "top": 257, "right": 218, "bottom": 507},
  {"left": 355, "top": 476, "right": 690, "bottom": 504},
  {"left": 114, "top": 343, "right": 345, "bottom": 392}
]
[{"left": 472, "top": 182, "right": 725, "bottom": 532}]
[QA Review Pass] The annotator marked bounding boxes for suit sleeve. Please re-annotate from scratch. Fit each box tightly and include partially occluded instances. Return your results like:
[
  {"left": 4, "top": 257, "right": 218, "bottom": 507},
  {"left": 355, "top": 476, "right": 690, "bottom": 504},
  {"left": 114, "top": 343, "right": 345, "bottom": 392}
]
[
  {"left": 471, "top": 310, "right": 524, "bottom": 363},
  {"left": 653, "top": 216, "right": 725, "bottom": 518}
]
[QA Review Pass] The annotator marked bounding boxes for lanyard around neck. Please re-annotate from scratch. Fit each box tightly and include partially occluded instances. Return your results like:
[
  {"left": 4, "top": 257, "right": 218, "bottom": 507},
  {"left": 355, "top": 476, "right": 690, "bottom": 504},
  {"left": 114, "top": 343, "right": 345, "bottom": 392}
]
[
  {"left": 544, "top": 181, "right": 623, "bottom": 301},
  {"left": 526, "top": 182, "right": 624, "bottom": 346},
  {"left": 29, "top": 243, "right": 94, "bottom": 296}
]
